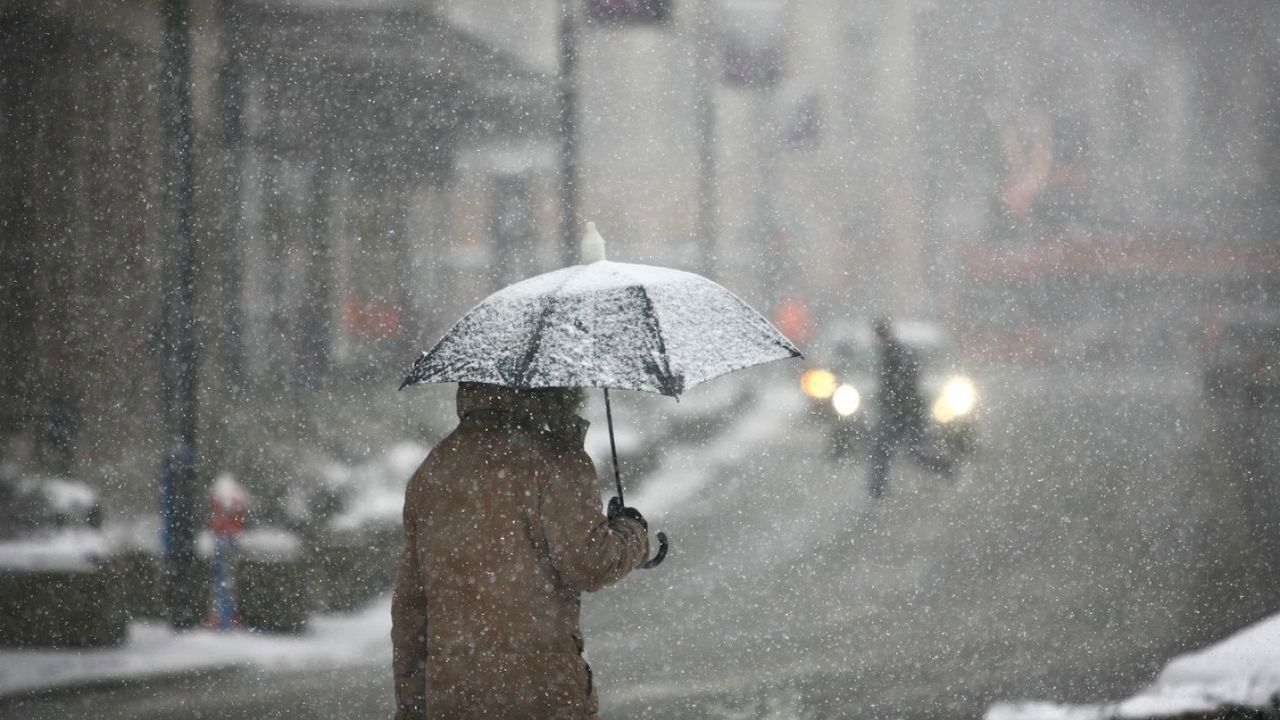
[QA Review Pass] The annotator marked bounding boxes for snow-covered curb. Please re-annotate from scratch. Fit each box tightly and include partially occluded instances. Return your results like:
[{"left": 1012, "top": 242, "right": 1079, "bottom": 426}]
[
  {"left": 986, "top": 613, "right": 1280, "bottom": 720},
  {"left": 627, "top": 380, "right": 802, "bottom": 520},
  {"left": 0, "top": 597, "right": 392, "bottom": 698},
  {"left": 0, "top": 530, "right": 112, "bottom": 573}
]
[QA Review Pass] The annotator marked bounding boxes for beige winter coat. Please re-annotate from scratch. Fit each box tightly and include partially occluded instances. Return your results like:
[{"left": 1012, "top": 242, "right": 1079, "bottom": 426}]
[{"left": 391, "top": 384, "right": 649, "bottom": 719}]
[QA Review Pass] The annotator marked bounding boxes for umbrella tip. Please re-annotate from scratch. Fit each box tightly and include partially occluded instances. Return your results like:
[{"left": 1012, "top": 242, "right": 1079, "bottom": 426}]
[{"left": 581, "top": 221, "right": 606, "bottom": 264}]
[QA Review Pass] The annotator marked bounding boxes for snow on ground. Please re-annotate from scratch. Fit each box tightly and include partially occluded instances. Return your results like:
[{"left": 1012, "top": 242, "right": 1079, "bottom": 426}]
[
  {"left": 0, "top": 598, "right": 392, "bottom": 698},
  {"left": 986, "top": 611, "right": 1280, "bottom": 720},
  {"left": 0, "top": 379, "right": 776, "bottom": 702},
  {"left": 316, "top": 440, "right": 427, "bottom": 534},
  {"left": 0, "top": 529, "right": 110, "bottom": 573},
  {"left": 625, "top": 376, "right": 803, "bottom": 520}
]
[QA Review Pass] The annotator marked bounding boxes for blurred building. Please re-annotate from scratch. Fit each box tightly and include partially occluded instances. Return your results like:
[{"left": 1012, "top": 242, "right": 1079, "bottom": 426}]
[
  {"left": 907, "top": 0, "right": 1280, "bottom": 367},
  {"left": 1, "top": 0, "right": 174, "bottom": 493},
  {"left": 3, "top": 0, "right": 1279, "bottom": 505},
  {"left": 452, "top": 0, "right": 1280, "bottom": 364},
  {"left": 756, "top": 0, "right": 1280, "bottom": 366},
  {"left": 0, "top": 0, "right": 555, "bottom": 502}
]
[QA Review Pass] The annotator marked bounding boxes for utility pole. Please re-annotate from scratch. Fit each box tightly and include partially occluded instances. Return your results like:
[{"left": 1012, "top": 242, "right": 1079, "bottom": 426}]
[
  {"left": 558, "top": 0, "right": 580, "bottom": 267},
  {"left": 881, "top": 0, "right": 924, "bottom": 318},
  {"left": 693, "top": 0, "right": 719, "bottom": 280},
  {"left": 159, "top": 0, "right": 202, "bottom": 630}
]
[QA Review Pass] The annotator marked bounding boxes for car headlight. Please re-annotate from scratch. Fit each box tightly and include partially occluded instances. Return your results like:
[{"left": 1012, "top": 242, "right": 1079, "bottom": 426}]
[
  {"left": 801, "top": 369, "right": 837, "bottom": 399},
  {"left": 932, "top": 375, "right": 977, "bottom": 423},
  {"left": 832, "top": 384, "right": 861, "bottom": 416}
]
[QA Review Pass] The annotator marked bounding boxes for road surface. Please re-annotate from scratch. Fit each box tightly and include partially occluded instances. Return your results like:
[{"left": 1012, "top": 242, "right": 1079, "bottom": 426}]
[{"left": 5, "top": 366, "right": 1269, "bottom": 719}]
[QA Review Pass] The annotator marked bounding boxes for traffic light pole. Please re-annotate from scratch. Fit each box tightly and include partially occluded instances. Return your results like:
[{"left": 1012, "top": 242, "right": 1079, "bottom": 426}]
[
  {"left": 694, "top": 0, "right": 718, "bottom": 280},
  {"left": 558, "top": 0, "right": 580, "bottom": 268},
  {"left": 160, "top": 0, "right": 203, "bottom": 630}
]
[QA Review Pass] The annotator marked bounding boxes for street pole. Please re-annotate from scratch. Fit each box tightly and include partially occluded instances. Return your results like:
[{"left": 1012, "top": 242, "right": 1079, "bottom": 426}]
[
  {"left": 754, "top": 86, "right": 782, "bottom": 310},
  {"left": 883, "top": 0, "right": 924, "bottom": 318},
  {"left": 558, "top": 0, "right": 580, "bottom": 268},
  {"left": 693, "top": 0, "right": 719, "bottom": 280},
  {"left": 160, "top": 0, "right": 202, "bottom": 630}
]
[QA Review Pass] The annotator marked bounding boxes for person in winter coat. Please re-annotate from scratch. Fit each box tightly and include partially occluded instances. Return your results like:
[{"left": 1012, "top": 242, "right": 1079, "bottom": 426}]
[
  {"left": 391, "top": 382, "right": 650, "bottom": 720},
  {"left": 867, "top": 317, "right": 955, "bottom": 498}
]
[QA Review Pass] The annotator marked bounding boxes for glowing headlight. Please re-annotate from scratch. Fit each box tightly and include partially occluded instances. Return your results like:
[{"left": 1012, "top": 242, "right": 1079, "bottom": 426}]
[
  {"left": 832, "top": 384, "right": 861, "bottom": 416},
  {"left": 801, "top": 369, "right": 837, "bottom": 399},
  {"left": 932, "top": 375, "right": 977, "bottom": 423}
]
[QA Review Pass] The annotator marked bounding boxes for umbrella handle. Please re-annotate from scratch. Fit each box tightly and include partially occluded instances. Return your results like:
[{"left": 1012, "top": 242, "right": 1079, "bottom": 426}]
[
  {"left": 641, "top": 531, "right": 668, "bottom": 569},
  {"left": 601, "top": 388, "right": 666, "bottom": 569}
]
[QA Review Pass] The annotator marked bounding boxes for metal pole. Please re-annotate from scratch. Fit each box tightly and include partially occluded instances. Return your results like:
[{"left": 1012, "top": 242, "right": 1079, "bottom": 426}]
[
  {"left": 694, "top": 0, "right": 719, "bottom": 280},
  {"left": 558, "top": 0, "right": 579, "bottom": 268},
  {"left": 605, "top": 394, "right": 669, "bottom": 569},
  {"left": 218, "top": 0, "right": 247, "bottom": 380},
  {"left": 160, "top": 0, "right": 202, "bottom": 630},
  {"left": 884, "top": 0, "right": 924, "bottom": 318},
  {"left": 602, "top": 388, "right": 625, "bottom": 505}
]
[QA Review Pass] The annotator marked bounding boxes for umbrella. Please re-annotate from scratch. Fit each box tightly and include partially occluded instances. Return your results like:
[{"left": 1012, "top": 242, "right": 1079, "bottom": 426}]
[{"left": 401, "top": 223, "right": 802, "bottom": 567}]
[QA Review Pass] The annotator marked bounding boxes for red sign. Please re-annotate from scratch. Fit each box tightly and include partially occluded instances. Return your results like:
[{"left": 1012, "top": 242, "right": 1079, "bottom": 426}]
[{"left": 342, "top": 297, "right": 402, "bottom": 340}]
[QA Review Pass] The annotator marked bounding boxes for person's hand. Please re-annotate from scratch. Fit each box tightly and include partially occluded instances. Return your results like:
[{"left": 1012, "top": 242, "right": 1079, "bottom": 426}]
[{"left": 607, "top": 496, "right": 647, "bottom": 530}]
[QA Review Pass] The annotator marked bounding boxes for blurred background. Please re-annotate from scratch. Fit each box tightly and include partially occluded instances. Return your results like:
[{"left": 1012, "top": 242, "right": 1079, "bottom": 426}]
[
  {"left": 3, "top": 0, "right": 1279, "bottom": 501},
  {"left": 2, "top": 1, "right": 1279, "bottom": 717},
  {"left": 3, "top": 0, "right": 1278, "bottom": 503}
]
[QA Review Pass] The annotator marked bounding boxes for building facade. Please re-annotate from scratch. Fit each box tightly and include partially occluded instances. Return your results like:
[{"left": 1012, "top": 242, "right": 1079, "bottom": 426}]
[
  {"left": 0, "top": 0, "right": 555, "bottom": 505},
  {"left": 3, "top": 0, "right": 1278, "bottom": 506}
]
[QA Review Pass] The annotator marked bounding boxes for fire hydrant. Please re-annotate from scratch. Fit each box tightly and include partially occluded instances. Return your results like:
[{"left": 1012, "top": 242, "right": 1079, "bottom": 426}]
[{"left": 209, "top": 473, "right": 247, "bottom": 631}]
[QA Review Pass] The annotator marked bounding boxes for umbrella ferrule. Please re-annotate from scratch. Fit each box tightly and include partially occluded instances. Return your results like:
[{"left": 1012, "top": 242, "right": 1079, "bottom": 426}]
[{"left": 581, "top": 221, "right": 606, "bottom": 264}]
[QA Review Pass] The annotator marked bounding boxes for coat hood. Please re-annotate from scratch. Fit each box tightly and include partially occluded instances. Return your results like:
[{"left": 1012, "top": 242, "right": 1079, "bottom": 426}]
[
  {"left": 455, "top": 383, "right": 589, "bottom": 447},
  {"left": 455, "top": 382, "right": 543, "bottom": 423}
]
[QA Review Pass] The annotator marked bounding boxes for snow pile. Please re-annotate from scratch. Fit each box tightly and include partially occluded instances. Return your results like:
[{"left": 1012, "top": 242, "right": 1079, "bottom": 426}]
[
  {"left": 34, "top": 477, "right": 98, "bottom": 517},
  {"left": 0, "top": 597, "right": 392, "bottom": 697},
  {"left": 986, "top": 613, "right": 1280, "bottom": 720},
  {"left": 210, "top": 473, "right": 247, "bottom": 512},
  {"left": 0, "top": 529, "right": 111, "bottom": 573},
  {"left": 584, "top": 419, "right": 644, "bottom": 468},
  {"left": 0, "top": 475, "right": 110, "bottom": 573},
  {"left": 1126, "top": 613, "right": 1280, "bottom": 714},
  {"left": 320, "top": 440, "right": 427, "bottom": 534},
  {"left": 628, "top": 378, "right": 803, "bottom": 520},
  {"left": 194, "top": 527, "right": 302, "bottom": 562}
]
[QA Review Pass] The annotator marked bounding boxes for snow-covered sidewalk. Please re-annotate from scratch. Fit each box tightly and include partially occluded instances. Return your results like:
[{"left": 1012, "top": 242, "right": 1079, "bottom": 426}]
[
  {"left": 987, "top": 612, "right": 1280, "bottom": 720},
  {"left": 0, "top": 598, "right": 392, "bottom": 698}
]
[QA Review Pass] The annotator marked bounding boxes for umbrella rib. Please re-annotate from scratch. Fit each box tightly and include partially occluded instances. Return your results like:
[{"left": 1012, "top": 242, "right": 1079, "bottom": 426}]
[
  {"left": 513, "top": 296, "right": 554, "bottom": 386},
  {"left": 630, "top": 285, "right": 682, "bottom": 396},
  {"left": 682, "top": 292, "right": 803, "bottom": 387},
  {"left": 401, "top": 260, "right": 801, "bottom": 393},
  {"left": 513, "top": 268, "right": 579, "bottom": 386}
]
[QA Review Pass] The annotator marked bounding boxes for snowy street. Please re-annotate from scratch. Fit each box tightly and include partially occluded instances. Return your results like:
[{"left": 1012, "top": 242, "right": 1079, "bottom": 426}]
[
  {"left": 6, "top": 1, "right": 1280, "bottom": 718},
  {"left": 4, "top": 366, "right": 1266, "bottom": 720},
  {"left": 592, "top": 368, "right": 1240, "bottom": 718}
]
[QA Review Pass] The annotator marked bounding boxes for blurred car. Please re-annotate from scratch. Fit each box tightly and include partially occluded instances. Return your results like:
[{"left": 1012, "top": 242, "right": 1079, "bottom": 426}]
[
  {"left": 0, "top": 470, "right": 126, "bottom": 646},
  {"left": 799, "top": 319, "right": 980, "bottom": 460}
]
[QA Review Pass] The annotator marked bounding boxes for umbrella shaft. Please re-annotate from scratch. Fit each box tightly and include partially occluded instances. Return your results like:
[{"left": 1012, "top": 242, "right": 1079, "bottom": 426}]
[{"left": 604, "top": 388, "right": 625, "bottom": 505}]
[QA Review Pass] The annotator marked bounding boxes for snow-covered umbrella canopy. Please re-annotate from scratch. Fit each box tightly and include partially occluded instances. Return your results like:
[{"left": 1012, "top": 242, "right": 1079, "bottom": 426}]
[{"left": 400, "top": 224, "right": 802, "bottom": 396}]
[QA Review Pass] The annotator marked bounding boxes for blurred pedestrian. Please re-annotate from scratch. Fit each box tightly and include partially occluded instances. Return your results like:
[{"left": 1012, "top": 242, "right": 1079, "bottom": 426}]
[
  {"left": 868, "top": 318, "right": 954, "bottom": 498},
  {"left": 391, "top": 382, "right": 650, "bottom": 720},
  {"left": 208, "top": 473, "right": 247, "bottom": 631}
]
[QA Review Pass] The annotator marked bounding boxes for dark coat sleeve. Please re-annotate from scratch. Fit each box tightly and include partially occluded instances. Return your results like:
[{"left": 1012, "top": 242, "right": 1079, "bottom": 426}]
[
  {"left": 539, "top": 449, "right": 649, "bottom": 593},
  {"left": 390, "top": 470, "right": 428, "bottom": 720}
]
